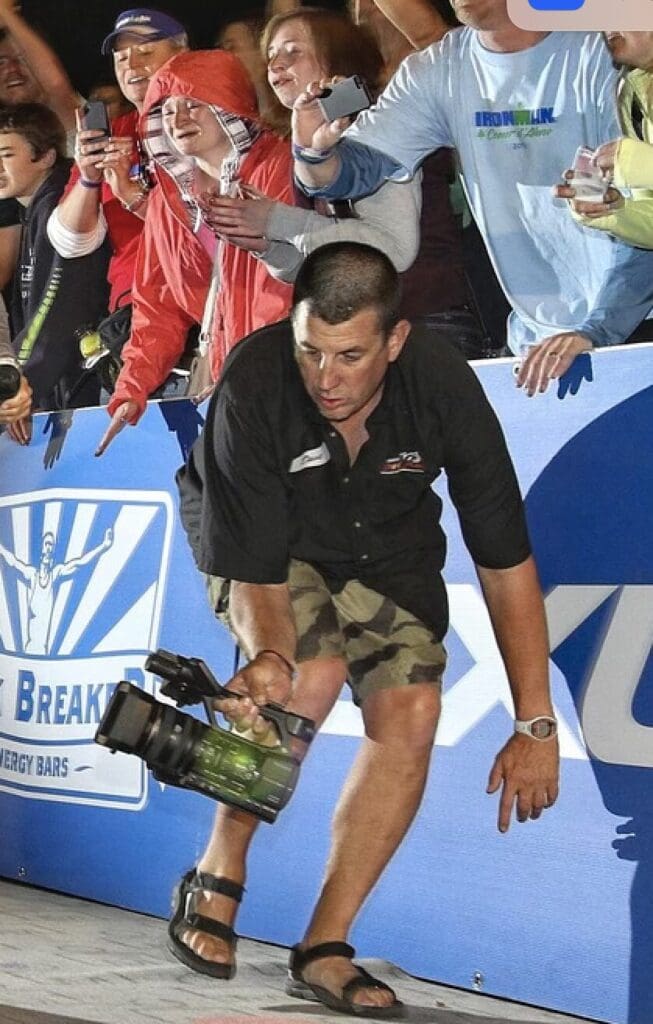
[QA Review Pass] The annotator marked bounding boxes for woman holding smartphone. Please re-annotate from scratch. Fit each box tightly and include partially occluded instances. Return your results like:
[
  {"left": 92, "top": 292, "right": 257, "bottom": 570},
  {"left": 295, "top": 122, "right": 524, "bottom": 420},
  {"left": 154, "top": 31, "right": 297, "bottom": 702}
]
[{"left": 201, "top": 7, "right": 422, "bottom": 283}]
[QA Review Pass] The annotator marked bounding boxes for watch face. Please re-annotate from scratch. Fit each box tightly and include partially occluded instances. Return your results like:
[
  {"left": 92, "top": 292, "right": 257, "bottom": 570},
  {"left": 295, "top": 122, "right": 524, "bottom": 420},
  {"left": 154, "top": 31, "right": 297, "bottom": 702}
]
[{"left": 531, "top": 717, "right": 557, "bottom": 739}]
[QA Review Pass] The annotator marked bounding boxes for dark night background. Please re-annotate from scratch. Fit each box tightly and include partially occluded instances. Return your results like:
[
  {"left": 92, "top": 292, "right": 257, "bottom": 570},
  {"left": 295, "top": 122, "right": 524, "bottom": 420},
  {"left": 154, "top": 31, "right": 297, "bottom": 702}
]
[{"left": 20, "top": 1, "right": 346, "bottom": 94}]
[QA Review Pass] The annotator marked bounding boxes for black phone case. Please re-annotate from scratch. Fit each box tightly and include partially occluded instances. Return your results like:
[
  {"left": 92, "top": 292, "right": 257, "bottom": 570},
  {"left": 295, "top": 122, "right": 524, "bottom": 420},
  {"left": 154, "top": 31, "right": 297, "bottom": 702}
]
[{"left": 81, "top": 101, "right": 110, "bottom": 136}]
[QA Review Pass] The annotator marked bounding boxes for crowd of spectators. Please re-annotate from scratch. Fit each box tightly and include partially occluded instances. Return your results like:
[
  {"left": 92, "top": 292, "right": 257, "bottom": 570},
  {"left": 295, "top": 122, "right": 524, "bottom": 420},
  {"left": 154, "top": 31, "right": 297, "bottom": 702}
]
[{"left": 0, "top": 1, "right": 651, "bottom": 447}]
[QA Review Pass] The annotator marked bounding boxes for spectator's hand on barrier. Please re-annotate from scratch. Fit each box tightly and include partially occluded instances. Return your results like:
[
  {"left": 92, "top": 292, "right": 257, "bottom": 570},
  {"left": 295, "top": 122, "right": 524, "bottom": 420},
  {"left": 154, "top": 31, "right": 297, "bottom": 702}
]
[
  {"left": 6, "top": 415, "right": 32, "bottom": 446},
  {"left": 191, "top": 382, "right": 216, "bottom": 406},
  {"left": 487, "top": 733, "right": 559, "bottom": 833},
  {"left": 292, "top": 77, "right": 350, "bottom": 154},
  {"left": 0, "top": 373, "right": 31, "bottom": 426},
  {"left": 94, "top": 399, "right": 138, "bottom": 456},
  {"left": 516, "top": 333, "right": 593, "bottom": 397}
]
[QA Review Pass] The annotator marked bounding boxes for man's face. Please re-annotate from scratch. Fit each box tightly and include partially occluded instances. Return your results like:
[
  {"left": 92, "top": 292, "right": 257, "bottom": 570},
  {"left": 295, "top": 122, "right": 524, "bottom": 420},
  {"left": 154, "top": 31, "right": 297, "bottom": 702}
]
[
  {"left": 604, "top": 32, "right": 653, "bottom": 71},
  {"left": 0, "top": 132, "right": 53, "bottom": 203},
  {"left": 293, "top": 304, "right": 408, "bottom": 424},
  {"left": 0, "top": 38, "right": 41, "bottom": 105},
  {"left": 112, "top": 30, "right": 181, "bottom": 110},
  {"left": 450, "top": 0, "right": 511, "bottom": 32}
]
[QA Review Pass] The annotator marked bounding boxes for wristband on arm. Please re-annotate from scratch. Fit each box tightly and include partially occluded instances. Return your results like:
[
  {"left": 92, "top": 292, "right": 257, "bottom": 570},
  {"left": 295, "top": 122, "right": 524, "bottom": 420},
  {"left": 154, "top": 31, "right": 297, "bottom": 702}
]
[{"left": 292, "top": 142, "right": 336, "bottom": 165}]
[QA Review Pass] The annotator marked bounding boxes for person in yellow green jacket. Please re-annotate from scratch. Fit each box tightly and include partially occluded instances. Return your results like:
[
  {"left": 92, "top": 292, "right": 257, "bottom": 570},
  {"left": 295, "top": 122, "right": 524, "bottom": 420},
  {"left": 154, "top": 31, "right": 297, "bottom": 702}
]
[{"left": 559, "top": 32, "right": 653, "bottom": 248}]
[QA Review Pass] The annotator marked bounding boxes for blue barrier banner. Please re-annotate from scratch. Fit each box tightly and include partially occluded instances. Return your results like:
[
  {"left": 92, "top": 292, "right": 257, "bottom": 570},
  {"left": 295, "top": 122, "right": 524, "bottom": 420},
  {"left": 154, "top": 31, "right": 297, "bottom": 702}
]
[{"left": 0, "top": 345, "right": 651, "bottom": 1024}]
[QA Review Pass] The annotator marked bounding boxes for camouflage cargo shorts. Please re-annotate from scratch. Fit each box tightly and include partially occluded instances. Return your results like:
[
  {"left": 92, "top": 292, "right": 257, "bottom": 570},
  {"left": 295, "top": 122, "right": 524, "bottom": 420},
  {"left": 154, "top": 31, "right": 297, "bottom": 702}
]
[{"left": 207, "top": 559, "right": 446, "bottom": 706}]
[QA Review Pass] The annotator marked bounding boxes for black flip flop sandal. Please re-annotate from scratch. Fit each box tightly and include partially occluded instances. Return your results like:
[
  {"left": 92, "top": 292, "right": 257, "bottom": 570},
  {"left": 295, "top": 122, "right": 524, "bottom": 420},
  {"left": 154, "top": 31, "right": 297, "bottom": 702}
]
[
  {"left": 167, "top": 868, "right": 244, "bottom": 979},
  {"left": 286, "top": 940, "right": 404, "bottom": 1018}
]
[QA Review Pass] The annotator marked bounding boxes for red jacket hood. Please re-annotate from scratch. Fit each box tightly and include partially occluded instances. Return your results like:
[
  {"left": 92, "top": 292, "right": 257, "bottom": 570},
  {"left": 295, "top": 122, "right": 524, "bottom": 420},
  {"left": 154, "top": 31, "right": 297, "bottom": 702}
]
[
  {"left": 141, "top": 50, "right": 263, "bottom": 200},
  {"left": 142, "top": 49, "right": 259, "bottom": 123}
]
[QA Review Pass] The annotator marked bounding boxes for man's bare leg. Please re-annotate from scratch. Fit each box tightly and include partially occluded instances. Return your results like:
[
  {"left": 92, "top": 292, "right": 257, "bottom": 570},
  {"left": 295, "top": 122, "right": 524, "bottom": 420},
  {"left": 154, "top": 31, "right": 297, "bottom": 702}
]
[
  {"left": 181, "top": 656, "right": 348, "bottom": 968},
  {"left": 298, "top": 682, "right": 441, "bottom": 1010}
]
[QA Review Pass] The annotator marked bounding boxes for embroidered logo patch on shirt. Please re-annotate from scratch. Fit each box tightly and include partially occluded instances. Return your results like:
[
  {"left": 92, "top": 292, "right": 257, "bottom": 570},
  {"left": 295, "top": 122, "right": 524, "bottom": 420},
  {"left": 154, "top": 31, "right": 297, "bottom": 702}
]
[
  {"left": 289, "top": 444, "right": 331, "bottom": 474},
  {"left": 379, "top": 451, "right": 426, "bottom": 475}
]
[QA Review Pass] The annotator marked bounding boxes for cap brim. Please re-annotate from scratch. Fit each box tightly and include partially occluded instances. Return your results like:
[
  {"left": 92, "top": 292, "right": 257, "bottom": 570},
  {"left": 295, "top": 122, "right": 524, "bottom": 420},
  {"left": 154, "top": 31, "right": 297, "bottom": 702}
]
[{"left": 101, "top": 28, "right": 167, "bottom": 56}]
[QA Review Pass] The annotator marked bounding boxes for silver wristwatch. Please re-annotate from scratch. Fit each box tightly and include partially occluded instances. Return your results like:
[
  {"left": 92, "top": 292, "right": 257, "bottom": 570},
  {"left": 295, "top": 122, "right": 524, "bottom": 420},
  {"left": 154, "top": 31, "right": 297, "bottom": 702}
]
[{"left": 514, "top": 715, "right": 558, "bottom": 741}]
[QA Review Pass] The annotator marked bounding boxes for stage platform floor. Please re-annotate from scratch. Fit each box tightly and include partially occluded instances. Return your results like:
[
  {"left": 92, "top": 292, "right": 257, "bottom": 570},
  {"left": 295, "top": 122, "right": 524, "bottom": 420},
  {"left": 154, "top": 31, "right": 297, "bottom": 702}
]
[{"left": 0, "top": 880, "right": 595, "bottom": 1024}]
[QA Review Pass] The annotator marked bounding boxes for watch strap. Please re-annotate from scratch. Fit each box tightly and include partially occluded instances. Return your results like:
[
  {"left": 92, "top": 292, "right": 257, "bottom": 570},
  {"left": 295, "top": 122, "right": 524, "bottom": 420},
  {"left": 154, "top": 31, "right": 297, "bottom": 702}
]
[{"left": 514, "top": 715, "right": 558, "bottom": 740}]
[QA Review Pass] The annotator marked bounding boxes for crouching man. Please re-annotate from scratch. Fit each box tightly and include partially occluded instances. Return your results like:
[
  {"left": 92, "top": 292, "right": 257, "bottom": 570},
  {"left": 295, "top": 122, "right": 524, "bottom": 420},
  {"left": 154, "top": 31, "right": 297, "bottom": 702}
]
[{"left": 175, "top": 241, "right": 559, "bottom": 1016}]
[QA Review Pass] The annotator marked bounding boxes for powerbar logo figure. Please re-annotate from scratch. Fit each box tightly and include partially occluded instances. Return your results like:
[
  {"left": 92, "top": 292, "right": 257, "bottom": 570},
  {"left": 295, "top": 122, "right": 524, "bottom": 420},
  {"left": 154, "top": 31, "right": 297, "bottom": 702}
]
[{"left": 0, "top": 489, "right": 173, "bottom": 809}]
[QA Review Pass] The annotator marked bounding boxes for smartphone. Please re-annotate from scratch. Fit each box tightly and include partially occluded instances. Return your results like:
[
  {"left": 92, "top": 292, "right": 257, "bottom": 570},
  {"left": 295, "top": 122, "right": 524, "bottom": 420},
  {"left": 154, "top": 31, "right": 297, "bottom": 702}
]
[
  {"left": 80, "top": 99, "right": 110, "bottom": 138},
  {"left": 567, "top": 145, "right": 608, "bottom": 200},
  {"left": 317, "top": 76, "right": 372, "bottom": 123}
]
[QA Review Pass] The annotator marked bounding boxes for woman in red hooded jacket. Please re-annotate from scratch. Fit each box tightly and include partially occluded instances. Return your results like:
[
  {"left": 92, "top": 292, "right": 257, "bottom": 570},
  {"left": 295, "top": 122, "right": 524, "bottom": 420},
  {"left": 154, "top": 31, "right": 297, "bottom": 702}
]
[{"left": 97, "top": 49, "right": 294, "bottom": 454}]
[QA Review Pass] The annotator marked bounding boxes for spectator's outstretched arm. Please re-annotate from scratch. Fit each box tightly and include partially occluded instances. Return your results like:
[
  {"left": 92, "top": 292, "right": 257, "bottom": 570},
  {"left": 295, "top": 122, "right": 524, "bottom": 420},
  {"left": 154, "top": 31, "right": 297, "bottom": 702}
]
[
  {"left": 365, "top": 0, "right": 449, "bottom": 49},
  {"left": 292, "top": 83, "right": 349, "bottom": 191},
  {"left": 200, "top": 174, "right": 421, "bottom": 280},
  {"left": 0, "top": 0, "right": 80, "bottom": 132},
  {"left": 97, "top": 211, "right": 198, "bottom": 455},
  {"left": 49, "top": 119, "right": 112, "bottom": 247}
]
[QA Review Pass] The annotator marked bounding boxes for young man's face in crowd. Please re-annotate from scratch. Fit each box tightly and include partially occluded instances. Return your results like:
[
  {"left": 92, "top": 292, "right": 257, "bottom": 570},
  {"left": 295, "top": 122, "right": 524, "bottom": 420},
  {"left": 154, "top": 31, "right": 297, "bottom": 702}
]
[
  {"left": 293, "top": 303, "right": 408, "bottom": 424},
  {"left": 604, "top": 32, "right": 653, "bottom": 71},
  {"left": 0, "top": 132, "right": 54, "bottom": 203},
  {"left": 112, "top": 30, "right": 182, "bottom": 110},
  {"left": 450, "top": 0, "right": 511, "bottom": 32},
  {"left": 0, "top": 38, "right": 41, "bottom": 106}
]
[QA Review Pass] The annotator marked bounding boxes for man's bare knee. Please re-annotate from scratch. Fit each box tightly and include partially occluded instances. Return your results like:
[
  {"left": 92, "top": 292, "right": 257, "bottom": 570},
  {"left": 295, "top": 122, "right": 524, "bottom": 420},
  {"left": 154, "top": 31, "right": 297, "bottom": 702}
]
[{"left": 362, "top": 683, "right": 441, "bottom": 749}]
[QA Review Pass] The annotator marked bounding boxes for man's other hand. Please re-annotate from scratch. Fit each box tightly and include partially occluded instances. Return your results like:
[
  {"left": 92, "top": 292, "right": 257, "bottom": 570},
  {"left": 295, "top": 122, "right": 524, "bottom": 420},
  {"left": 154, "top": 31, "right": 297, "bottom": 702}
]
[
  {"left": 487, "top": 732, "right": 559, "bottom": 833},
  {"left": 95, "top": 399, "right": 138, "bottom": 456}
]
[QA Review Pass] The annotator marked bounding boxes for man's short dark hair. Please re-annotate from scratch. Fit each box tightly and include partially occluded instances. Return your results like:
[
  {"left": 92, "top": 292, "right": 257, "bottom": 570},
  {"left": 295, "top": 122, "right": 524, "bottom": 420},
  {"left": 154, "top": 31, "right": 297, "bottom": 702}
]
[
  {"left": 0, "top": 102, "right": 65, "bottom": 160},
  {"left": 292, "top": 242, "right": 402, "bottom": 336}
]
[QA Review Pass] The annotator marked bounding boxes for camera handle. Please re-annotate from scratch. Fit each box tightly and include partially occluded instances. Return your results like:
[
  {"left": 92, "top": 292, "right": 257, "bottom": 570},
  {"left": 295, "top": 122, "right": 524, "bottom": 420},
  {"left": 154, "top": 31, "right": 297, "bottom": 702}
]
[{"left": 144, "top": 649, "right": 316, "bottom": 751}]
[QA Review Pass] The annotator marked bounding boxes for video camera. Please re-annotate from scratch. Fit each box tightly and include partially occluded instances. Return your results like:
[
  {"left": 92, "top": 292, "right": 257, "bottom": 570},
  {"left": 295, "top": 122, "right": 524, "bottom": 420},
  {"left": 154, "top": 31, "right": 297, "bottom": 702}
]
[{"left": 95, "top": 649, "right": 316, "bottom": 823}]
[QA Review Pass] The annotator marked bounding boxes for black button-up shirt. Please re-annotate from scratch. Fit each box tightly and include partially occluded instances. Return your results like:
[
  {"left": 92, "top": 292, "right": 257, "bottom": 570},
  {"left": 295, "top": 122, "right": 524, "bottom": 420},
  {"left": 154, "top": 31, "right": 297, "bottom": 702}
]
[{"left": 178, "top": 321, "right": 530, "bottom": 640}]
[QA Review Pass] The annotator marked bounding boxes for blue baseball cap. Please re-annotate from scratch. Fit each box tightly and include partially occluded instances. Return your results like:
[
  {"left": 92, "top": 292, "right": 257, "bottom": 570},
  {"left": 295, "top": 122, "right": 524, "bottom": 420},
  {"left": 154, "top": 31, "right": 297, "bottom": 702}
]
[{"left": 101, "top": 8, "right": 186, "bottom": 55}]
